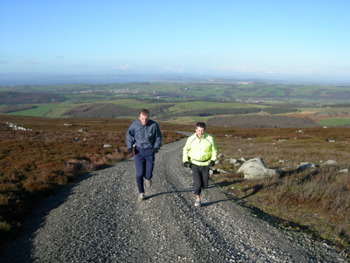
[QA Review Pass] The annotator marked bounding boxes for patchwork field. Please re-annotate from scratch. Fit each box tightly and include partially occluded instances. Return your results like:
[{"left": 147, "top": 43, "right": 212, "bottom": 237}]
[{"left": 1, "top": 82, "right": 350, "bottom": 127}]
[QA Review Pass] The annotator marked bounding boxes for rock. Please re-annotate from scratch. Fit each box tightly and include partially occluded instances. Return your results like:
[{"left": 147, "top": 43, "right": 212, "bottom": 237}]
[
  {"left": 103, "top": 144, "right": 112, "bottom": 148},
  {"left": 237, "top": 157, "right": 281, "bottom": 179},
  {"left": 320, "top": 160, "right": 338, "bottom": 167},
  {"left": 230, "top": 158, "right": 238, "bottom": 164},
  {"left": 239, "top": 157, "right": 246, "bottom": 162},
  {"left": 218, "top": 154, "right": 224, "bottom": 158},
  {"left": 295, "top": 162, "right": 316, "bottom": 172},
  {"left": 217, "top": 169, "right": 230, "bottom": 174},
  {"left": 338, "top": 169, "right": 349, "bottom": 173}
]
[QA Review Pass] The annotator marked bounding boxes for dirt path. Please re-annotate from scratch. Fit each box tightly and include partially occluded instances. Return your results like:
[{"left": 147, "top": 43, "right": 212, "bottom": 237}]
[{"left": 1, "top": 138, "right": 345, "bottom": 262}]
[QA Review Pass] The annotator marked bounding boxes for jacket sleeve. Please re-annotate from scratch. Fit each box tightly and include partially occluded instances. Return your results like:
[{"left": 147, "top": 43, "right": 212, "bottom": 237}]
[
  {"left": 210, "top": 137, "right": 218, "bottom": 161},
  {"left": 126, "top": 123, "right": 135, "bottom": 149},
  {"left": 153, "top": 122, "right": 162, "bottom": 149},
  {"left": 182, "top": 138, "right": 191, "bottom": 163}
]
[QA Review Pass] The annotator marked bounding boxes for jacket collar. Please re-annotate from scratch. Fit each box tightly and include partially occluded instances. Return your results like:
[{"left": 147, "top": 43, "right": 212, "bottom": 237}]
[{"left": 195, "top": 133, "right": 207, "bottom": 140}]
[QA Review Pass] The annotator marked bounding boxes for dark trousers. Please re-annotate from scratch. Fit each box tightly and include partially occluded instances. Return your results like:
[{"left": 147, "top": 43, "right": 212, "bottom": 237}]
[
  {"left": 134, "top": 147, "right": 155, "bottom": 193},
  {"left": 191, "top": 164, "right": 209, "bottom": 196}
]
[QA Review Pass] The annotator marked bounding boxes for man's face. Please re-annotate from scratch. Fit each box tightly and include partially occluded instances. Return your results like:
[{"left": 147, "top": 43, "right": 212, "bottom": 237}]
[
  {"left": 139, "top": 113, "right": 149, "bottom": 126},
  {"left": 195, "top": 126, "right": 205, "bottom": 139}
]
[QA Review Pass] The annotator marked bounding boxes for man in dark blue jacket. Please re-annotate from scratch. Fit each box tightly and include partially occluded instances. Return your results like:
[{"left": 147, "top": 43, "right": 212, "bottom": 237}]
[{"left": 126, "top": 109, "right": 162, "bottom": 201}]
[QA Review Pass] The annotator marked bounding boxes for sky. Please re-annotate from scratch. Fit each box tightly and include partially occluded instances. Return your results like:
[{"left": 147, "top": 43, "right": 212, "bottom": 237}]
[{"left": 1, "top": 0, "right": 350, "bottom": 84}]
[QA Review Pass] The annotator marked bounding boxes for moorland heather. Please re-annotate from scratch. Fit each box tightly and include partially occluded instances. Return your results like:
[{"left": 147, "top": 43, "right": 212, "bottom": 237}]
[
  {"left": 0, "top": 115, "right": 187, "bottom": 245},
  {"left": 0, "top": 115, "right": 349, "bottom": 256}
]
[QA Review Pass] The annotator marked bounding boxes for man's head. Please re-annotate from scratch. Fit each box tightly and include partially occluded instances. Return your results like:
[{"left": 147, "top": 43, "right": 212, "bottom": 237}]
[
  {"left": 195, "top": 122, "right": 206, "bottom": 139},
  {"left": 138, "top": 109, "right": 149, "bottom": 126}
]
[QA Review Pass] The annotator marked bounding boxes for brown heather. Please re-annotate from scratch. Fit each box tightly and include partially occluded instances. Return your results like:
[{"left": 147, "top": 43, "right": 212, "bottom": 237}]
[
  {"left": 0, "top": 115, "right": 187, "bottom": 245},
  {"left": 207, "top": 126, "right": 350, "bottom": 255},
  {"left": 1, "top": 116, "right": 349, "bottom": 255}
]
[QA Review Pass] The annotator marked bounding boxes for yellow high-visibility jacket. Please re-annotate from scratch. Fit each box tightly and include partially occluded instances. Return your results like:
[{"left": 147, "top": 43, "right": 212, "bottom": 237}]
[{"left": 183, "top": 133, "right": 217, "bottom": 166}]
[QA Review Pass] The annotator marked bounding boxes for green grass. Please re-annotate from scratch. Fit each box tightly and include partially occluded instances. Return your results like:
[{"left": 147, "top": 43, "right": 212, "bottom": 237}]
[
  {"left": 318, "top": 118, "right": 350, "bottom": 126},
  {"left": 4, "top": 104, "right": 59, "bottom": 117},
  {"left": 2, "top": 82, "right": 350, "bottom": 104},
  {"left": 2, "top": 83, "right": 350, "bottom": 121},
  {"left": 170, "top": 101, "right": 263, "bottom": 111},
  {"left": 45, "top": 104, "right": 78, "bottom": 118}
]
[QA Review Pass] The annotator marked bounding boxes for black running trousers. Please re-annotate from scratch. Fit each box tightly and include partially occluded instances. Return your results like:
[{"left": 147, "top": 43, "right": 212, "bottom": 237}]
[{"left": 191, "top": 164, "right": 210, "bottom": 195}]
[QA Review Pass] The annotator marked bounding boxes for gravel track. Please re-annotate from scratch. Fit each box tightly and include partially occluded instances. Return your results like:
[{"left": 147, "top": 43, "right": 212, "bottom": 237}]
[{"left": 1, "top": 138, "right": 346, "bottom": 262}]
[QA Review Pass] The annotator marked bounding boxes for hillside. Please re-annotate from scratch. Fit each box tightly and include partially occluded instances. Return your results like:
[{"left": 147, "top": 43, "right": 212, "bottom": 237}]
[
  {"left": 2, "top": 139, "right": 345, "bottom": 262},
  {"left": 1, "top": 82, "right": 350, "bottom": 127},
  {"left": 0, "top": 115, "right": 349, "bottom": 258}
]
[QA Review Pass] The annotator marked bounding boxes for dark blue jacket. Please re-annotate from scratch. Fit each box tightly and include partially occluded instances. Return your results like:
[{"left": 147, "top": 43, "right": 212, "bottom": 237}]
[{"left": 126, "top": 119, "right": 162, "bottom": 149}]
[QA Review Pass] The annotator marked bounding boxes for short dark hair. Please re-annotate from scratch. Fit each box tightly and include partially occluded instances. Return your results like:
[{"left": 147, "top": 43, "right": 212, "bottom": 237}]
[
  {"left": 195, "top": 122, "right": 206, "bottom": 130},
  {"left": 139, "top": 109, "right": 149, "bottom": 116}
]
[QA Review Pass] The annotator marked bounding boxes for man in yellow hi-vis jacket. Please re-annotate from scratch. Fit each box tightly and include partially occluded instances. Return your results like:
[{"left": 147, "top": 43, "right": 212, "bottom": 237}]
[{"left": 183, "top": 122, "right": 217, "bottom": 207}]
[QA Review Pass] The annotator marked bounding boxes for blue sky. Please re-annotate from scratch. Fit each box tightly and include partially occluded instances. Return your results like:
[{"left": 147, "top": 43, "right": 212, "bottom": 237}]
[{"left": 1, "top": 0, "right": 349, "bottom": 83}]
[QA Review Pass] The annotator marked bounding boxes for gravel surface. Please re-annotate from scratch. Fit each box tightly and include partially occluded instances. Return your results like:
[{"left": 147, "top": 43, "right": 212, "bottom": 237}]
[{"left": 1, "top": 138, "right": 346, "bottom": 262}]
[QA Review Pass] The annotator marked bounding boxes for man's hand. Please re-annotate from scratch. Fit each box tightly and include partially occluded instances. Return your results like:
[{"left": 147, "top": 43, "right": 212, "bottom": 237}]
[
  {"left": 153, "top": 148, "right": 159, "bottom": 153},
  {"left": 126, "top": 148, "right": 133, "bottom": 154},
  {"left": 183, "top": 161, "right": 190, "bottom": 167},
  {"left": 210, "top": 160, "right": 215, "bottom": 167}
]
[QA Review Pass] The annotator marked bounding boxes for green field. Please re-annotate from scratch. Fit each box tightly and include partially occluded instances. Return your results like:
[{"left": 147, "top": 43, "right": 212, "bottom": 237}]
[
  {"left": 1, "top": 82, "right": 350, "bottom": 127},
  {"left": 1, "top": 82, "right": 350, "bottom": 103},
  {"left": 318, "top": 118, "right": 350, "bottom": 126},
  {"left": 5, "top": 104, "right": 59, "bottom": 117}
]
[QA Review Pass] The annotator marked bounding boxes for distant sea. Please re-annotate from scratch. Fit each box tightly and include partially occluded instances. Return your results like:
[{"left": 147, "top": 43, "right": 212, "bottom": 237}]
[{"left": 0, "top": 75, "right": 154, "bottom": 86}]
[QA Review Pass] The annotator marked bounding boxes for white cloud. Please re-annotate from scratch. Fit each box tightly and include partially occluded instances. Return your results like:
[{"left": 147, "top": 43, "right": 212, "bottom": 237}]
[
  {"left": 284, "top": 68, "right": 315, "bottom": 75},
  {"left": 25, "top": 59, "right": 38, "bottom": 64},
  {"left": 212, "top": 65, "right": 316, "bottom": 75},
  {"left": 113, "top": 64, "right": 132, "bottom": 70},
  {"left": 159, "top": 65, "right": 186, "bottom": 73},
  {"left": 216, "top": 65, "right": 247, "bottom": 71},
  {"left": 212, "top": 65, "right": 249, "bottom": 72}
]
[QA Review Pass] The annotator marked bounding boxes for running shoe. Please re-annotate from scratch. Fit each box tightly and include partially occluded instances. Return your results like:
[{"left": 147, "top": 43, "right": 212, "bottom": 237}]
[
  {"left": 194, "top": 198, "right": 201, "bottom": 207},
  {"left": 145, "top": 179, "right": 151, "bottom": 188},
  {"left": 138, "top": 193, "right": 145, "bottom": 201}
]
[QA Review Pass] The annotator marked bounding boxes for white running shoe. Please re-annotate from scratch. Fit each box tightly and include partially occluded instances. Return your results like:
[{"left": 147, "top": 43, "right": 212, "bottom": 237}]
[
  {"left": 145, "top": 179, "right": 151, "bottom": 188},
  {"left": 138, "top": 193, "right": 145, "bottom": 201},
  {"left": 194, "top": 199, "right": 201, "bottom": 207}
]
